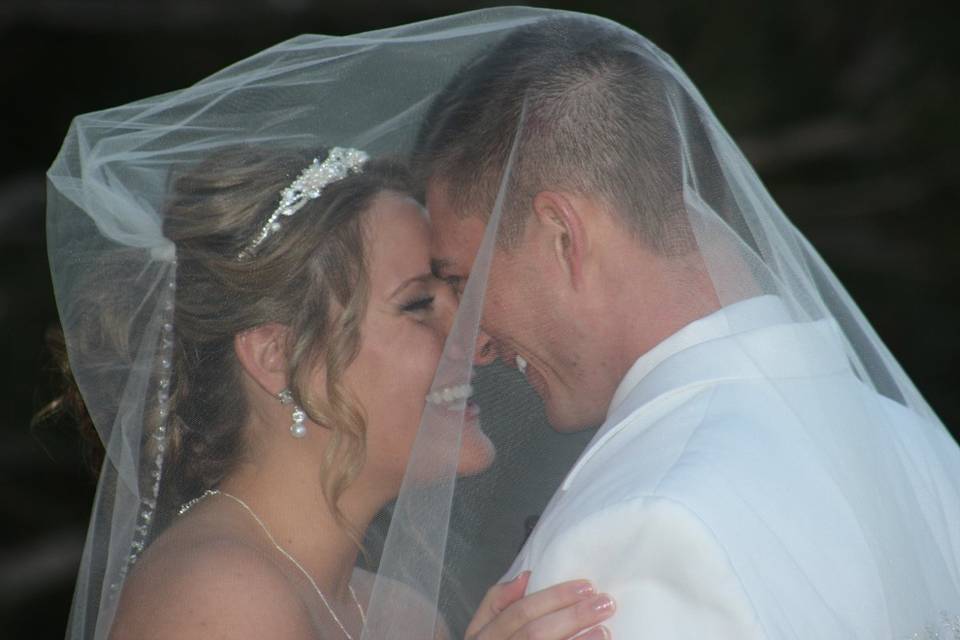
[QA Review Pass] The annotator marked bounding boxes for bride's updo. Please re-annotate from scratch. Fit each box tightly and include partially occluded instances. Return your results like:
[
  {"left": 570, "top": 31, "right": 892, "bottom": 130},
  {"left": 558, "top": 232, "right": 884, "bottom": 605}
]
[{"left": 64, "top": 145, "right": 414, "bottom": 537}]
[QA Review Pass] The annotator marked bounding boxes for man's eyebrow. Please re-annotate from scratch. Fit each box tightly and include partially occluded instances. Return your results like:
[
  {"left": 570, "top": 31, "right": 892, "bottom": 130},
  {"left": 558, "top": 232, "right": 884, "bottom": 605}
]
[{"left": 431, "top": 258, "right": 453, "bottom": 278}]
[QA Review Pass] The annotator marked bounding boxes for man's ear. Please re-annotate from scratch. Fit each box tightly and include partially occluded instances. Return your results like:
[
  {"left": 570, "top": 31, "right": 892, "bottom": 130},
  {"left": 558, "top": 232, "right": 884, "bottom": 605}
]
[
  {"left": 531, "top": 191, "right": 586, "bottom": 289},
  {"left": 234, "top": 323, "right": 288, "bottom": 398}
]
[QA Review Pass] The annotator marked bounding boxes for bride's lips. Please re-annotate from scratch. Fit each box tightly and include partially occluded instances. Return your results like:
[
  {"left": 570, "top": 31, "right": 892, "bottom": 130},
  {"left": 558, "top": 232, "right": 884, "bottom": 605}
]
[
  {"left": 425, "top": 383, "right": 472, "bottom": 406},
  {"left": 464, "top": 399, "right": 480, "bottom": 420},
  {"left": 425, "top": 384, "right": 482, "bottom": 423}
]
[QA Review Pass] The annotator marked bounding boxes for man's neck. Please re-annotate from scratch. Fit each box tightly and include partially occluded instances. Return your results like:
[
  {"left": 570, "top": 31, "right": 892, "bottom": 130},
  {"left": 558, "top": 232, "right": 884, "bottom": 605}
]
[{"left": 595, "top": 248, "right": 722, "bottom": 402}]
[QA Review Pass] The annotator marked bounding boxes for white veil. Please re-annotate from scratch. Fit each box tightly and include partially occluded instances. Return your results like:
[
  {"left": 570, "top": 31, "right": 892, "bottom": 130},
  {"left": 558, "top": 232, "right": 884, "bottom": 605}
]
[{"left": 47, "top": 7, "right": 959, "bottom": 640}]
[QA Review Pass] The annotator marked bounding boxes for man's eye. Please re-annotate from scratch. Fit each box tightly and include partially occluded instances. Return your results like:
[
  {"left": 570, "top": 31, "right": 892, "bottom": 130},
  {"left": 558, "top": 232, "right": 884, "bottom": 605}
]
[{"left": 401, "top": 296, "right": 435, "bottom": 313}]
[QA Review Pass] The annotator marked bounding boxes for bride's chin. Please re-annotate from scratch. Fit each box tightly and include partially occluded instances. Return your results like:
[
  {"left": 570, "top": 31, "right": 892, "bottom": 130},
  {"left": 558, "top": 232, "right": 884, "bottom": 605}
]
[
  {"left": 457, "top": 400, "right": 496, "bottom": 476},
  {"left": 456, "top": 425, "right": 496, "bottom": 477},
  {"left": 398, "top": 401, "right": 496, "bottom": 484}
]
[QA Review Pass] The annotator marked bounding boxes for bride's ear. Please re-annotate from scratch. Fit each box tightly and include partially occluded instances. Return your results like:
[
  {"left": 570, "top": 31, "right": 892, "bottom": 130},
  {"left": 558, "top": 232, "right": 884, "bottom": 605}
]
[{"left": 234, "top": 323, "right": 289, "bottom": 397}]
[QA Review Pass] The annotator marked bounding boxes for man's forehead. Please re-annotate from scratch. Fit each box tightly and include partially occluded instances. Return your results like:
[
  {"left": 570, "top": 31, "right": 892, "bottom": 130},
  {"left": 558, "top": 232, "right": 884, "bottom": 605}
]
[
  {"left": 426, "top": 182, "right": 485, "bottom": 275},
  {"left": 428, "top": 218, "right": 480, "bottom": 276}
]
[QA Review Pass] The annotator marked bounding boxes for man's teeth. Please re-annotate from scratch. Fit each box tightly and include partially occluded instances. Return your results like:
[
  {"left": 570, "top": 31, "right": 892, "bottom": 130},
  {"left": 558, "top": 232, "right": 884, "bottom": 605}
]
[
  {"left": 426, "top": 384, "right": 474, "bottom": 406},
  {"left": 515, "top": 355, "right": 528, "bottom": 375}
]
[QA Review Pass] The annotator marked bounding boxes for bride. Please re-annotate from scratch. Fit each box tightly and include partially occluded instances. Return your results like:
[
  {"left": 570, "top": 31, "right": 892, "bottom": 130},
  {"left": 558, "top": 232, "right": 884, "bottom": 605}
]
[
  {"left": 51, "top": 143, "right": 614, "bottom": 639},
  {"left": 48, "top": 9, "right": 645, "bottom": 638}
]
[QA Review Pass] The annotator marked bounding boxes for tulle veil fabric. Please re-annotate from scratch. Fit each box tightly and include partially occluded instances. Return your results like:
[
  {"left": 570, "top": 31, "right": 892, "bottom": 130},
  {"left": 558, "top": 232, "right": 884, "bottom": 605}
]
[{"left": 47, "top": 7, "right": 959, "bottom": 640}]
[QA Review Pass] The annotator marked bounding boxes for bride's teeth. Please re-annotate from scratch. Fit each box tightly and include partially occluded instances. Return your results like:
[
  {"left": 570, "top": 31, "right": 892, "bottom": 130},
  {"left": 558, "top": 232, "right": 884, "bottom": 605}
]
[
  {"left": 426, "top": 384, "right": 474, "bottom": 406},
  {"left": 515, "top": 355, "right": 528, "bottom": 375}
]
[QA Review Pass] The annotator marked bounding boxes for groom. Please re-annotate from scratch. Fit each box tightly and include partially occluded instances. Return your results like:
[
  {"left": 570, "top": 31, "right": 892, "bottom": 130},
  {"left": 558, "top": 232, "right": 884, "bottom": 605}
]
[{"left": 416, "top": 15, "right": 960, "bottom": 639}]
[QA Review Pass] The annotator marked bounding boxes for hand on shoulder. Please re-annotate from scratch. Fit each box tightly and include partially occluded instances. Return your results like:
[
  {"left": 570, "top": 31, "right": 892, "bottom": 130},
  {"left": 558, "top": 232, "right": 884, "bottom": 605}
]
[{"left": 466, "top": 572, "right": 614, "bottom": 640}]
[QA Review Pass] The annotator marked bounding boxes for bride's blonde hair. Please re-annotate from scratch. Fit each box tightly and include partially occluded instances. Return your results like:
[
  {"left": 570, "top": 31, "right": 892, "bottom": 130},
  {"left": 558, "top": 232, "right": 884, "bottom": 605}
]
[{"left": 55, "top": 145, "right": 414, "bottom": 546}]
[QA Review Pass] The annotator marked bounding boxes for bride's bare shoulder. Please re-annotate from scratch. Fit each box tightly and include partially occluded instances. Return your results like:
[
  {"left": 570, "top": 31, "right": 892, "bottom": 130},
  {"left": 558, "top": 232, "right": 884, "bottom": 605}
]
[{"left": 110, "top": 529, "right": 314, "bottom": 640}]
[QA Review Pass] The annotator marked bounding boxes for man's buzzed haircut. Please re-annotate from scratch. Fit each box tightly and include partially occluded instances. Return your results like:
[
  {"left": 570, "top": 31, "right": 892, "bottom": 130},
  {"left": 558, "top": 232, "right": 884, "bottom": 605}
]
[{"left": 414, "top": 16, "right": 696, "bottom": 253}]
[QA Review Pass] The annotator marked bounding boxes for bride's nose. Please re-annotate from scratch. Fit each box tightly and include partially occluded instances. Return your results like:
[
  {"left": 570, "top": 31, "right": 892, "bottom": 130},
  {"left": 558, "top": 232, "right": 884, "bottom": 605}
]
[{"left": 434, "top": 286, "right": 459, "bottom": 337}]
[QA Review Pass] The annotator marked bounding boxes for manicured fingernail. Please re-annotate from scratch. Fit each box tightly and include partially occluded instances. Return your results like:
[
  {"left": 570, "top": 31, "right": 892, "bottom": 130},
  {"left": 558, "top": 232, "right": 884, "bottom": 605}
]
[
  {"left": 580, "top": 625, "right": 609, "bottom": 640},
  {"left": 592, "top": 595, "right": 615, "bottom": 613},
  {"left": 574, "top": 582, "right": 596, "bottom": 597},
  {"left": 510, "top": 571, "right": 529, "bottom": 583}
]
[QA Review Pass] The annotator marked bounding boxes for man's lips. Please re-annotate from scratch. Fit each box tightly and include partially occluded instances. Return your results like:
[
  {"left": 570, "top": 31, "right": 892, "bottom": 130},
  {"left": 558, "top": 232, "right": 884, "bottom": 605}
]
[{"left": 515, "top": 354, "right": 528, "bottom": 375}]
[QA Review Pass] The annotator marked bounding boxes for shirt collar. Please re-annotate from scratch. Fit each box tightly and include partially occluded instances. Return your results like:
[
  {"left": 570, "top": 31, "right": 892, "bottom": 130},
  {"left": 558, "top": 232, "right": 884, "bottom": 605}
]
[
  {"left": 606, "top": 295, "right": 793, "bottom": 417},
  {"left": 560, "top": 296, "right": 850, "bottom": 491}
]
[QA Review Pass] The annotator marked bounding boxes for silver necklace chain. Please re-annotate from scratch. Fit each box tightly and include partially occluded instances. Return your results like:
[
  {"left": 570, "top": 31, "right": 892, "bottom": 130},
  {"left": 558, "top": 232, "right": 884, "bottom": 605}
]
[{"left": 179, "top": 489, "right": 366, "bottom": 639}]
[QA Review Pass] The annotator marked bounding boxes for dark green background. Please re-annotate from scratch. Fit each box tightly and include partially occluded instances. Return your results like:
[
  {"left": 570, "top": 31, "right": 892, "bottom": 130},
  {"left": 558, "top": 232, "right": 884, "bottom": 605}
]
[{"left": 2, "top": 1, "right": 958, "bottom": 637}]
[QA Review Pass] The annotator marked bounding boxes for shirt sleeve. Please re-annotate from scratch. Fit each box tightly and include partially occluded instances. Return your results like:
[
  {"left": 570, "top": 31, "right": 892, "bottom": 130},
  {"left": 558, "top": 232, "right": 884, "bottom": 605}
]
[{"left": 526, "top": 495, "right": 766, "bottom": 639}]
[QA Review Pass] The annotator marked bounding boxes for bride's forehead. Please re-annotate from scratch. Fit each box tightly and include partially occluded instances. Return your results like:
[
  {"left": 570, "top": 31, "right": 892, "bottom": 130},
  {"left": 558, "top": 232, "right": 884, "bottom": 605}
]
[
  {"left": 365, "top": 193, "right": 428, "bottom": 232},
  {"left": 365, "top": 206, "right": 432, "bottom": 273}
]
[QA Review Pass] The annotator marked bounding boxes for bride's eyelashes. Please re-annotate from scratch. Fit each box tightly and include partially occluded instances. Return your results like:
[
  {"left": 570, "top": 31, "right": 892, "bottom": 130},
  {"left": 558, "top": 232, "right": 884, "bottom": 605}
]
[{"left": 400, "top": 295, "right": 436, "bottom": 314}]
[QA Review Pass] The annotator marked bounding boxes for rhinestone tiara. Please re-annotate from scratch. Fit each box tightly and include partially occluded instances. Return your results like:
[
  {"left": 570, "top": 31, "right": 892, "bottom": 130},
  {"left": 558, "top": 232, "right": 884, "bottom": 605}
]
[{"left": 237, "top": 147, "right": 369, "bottom": 261}]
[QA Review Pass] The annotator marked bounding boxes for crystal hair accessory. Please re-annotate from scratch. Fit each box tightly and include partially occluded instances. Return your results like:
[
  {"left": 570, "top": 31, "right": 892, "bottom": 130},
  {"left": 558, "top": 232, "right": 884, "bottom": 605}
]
[{"left": 237, "top": 147, "right": 369, "bottom": 261}]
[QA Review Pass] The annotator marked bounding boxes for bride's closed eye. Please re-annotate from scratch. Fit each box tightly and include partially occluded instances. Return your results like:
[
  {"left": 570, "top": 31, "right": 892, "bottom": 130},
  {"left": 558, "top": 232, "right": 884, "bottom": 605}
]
[{"left": 400, "top": 295, "right": 435, "bottom": 314}]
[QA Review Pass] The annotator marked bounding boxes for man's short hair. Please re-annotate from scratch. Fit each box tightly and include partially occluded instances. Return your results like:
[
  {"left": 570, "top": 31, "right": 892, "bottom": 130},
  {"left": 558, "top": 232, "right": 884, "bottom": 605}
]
[{"left": 414, "top": 16, "right": 697, "bottom": 253}]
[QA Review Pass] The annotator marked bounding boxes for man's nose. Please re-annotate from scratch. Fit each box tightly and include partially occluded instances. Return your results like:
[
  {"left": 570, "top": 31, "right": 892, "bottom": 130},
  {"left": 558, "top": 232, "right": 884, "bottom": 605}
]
[{"left": 434, "top": 287, "right": 496, "bottom": 366}]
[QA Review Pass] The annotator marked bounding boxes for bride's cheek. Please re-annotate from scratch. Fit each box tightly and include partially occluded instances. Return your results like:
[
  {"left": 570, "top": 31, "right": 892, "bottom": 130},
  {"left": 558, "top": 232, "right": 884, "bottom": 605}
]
[{"left": 393, "top": 328, "right": 440, "bottom": 397}]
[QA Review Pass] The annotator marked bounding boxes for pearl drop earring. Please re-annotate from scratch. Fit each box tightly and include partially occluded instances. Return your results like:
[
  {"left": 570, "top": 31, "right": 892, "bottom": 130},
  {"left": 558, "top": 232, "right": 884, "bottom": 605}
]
[{"left": 278, "top": 388, "right": 308, "bottom": 438}]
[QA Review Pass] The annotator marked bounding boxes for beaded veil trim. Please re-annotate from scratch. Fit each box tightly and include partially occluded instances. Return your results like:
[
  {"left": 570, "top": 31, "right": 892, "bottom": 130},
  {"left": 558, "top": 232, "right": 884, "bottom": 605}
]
[{"left": 110, "top": 259, "right": 177, "bottom": 595}]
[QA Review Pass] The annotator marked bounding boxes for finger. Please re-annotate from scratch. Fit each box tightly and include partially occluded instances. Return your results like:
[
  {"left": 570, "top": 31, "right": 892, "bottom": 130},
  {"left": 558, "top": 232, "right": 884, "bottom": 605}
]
[
  {"left": 495, "top": 571, "right": 532, "bottom": 613},
  {"left": 575, "top": 625, "right": 610, "bottom": 640},
  {"left": 517, "top": 594, "right": 615, "bottom": 640},
  {"left": 465, "top": 572, "right": 531, "bottom": 638},
  {"left": 474, "top": 580, "right": 598, "bottom": 640}
]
